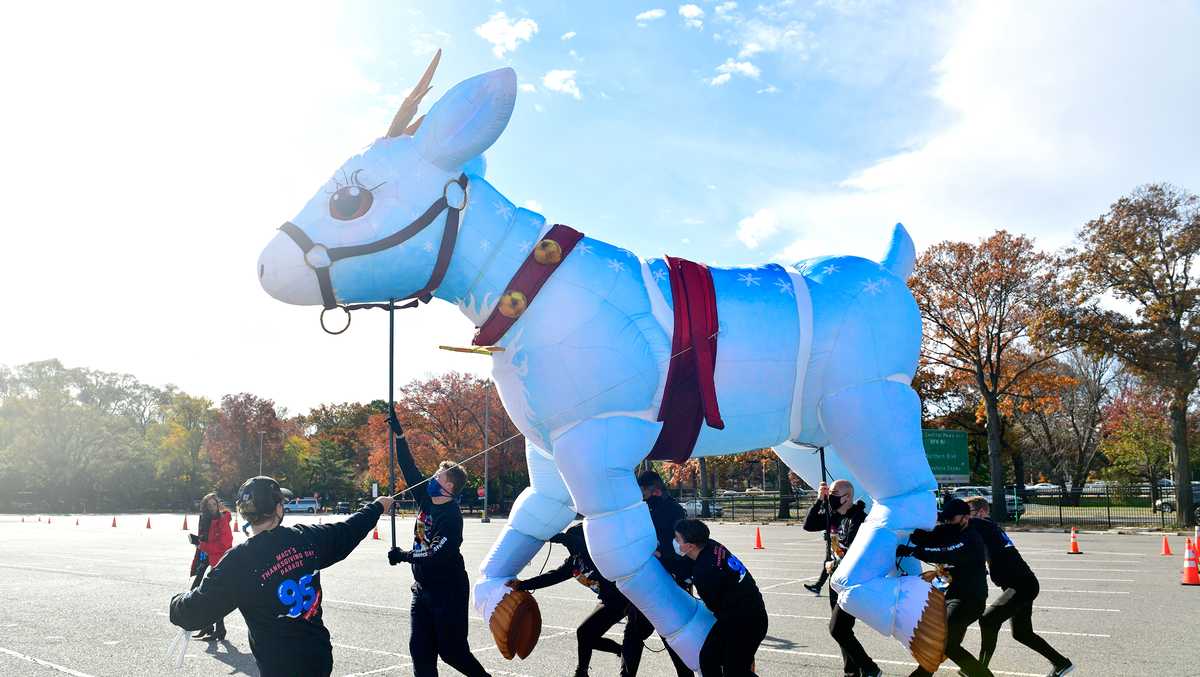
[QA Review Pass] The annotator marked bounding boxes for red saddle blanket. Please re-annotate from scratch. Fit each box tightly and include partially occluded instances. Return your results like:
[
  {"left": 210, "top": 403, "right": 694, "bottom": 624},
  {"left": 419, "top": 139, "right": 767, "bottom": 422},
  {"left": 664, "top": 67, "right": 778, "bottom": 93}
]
[{"left": 648, "top": 256, "right": 725, "bottom": 463}]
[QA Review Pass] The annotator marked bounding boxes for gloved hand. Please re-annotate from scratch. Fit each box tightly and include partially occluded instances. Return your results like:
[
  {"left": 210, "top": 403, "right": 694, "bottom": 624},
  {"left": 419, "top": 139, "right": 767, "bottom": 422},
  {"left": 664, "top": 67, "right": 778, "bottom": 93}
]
[
  {"left": 386, "top": 410, "right": 404, "bottom": 436},
  {"left": 505, "top": 579, "right": 524, "bottom": 591},
  {"left": 188, "top": 534, "right": 200, "bottom": 546},
  {"left": 547, "top": 532, "right": 568, "bottom": 546},
  {"left": 895, "top": 544, "right": 915, "bottom": 558},
  {"left": 198, "top": 550, "right": 208, "bottom": 563},
  {"left": 388, "top": 547, "right": 411, "bottom": 566}
]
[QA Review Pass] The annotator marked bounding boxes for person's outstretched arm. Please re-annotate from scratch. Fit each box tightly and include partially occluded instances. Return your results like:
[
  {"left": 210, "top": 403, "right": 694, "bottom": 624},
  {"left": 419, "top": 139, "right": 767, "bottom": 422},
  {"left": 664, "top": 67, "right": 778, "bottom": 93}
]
[
  {"left": 169, "top": 557, "right": 240, "bottom": 631},
  {"left": 303, "top": 499, "right": 388, "bottom": 567},
  {"left": 387, "top": 411, "right": 433, "bottom": 513},
  {"left": 513, "top": 557, "right": 574, "bottom": 592}
]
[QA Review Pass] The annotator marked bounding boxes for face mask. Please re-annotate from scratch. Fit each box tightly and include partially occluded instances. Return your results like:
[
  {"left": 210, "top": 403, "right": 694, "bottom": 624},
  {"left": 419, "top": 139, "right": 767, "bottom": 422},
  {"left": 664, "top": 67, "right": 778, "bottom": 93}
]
[
  {"left": 427, "top": 478, "right": 446, "bottom": 499},
  {"left": 827, "top": 494, "right": 843, "bottom": 511},
  {"left": 673, "top": 539, "right": 685, "bottom": 557}
]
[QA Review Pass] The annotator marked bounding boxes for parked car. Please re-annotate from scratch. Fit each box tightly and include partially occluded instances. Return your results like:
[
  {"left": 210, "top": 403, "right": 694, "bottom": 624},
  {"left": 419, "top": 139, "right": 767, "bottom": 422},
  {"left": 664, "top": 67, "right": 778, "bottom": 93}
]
[
  {"left": 1027, "top": 483, "right": 1059, "bottom": 491},
  {"left": 719, "top": 489, "right": 741, "bottom": 496},
  {"left": 334, "top": 501, "right": 351, "bottom": 514},
  {"left": 949, "top": 486, "right": 1024, "bottom": 517},
  {"left": 682, "top": 499, "right": 724, "bottom": 517},
  {"left": 745, "top": 487, "right": 765, "bottom": 494},
  {"left": 1154, "top": 482, "right": 1200, "bottom": 521},
  {"left": 284, "top": 497, "right": 321, "bottom": 514}
]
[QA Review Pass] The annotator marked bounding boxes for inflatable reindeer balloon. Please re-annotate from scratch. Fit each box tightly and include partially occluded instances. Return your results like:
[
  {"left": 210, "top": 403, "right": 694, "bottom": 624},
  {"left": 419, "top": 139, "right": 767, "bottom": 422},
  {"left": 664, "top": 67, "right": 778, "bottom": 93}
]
[{"left": 258, "top": 51, "right": 947, "bottom": 672}]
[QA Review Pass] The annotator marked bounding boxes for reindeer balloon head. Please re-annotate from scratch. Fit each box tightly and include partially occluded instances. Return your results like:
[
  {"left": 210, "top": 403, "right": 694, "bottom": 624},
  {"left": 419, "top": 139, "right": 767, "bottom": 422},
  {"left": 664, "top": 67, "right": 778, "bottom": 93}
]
[{"left": 257, "top": 51, "right": 516, "bottom": 319}]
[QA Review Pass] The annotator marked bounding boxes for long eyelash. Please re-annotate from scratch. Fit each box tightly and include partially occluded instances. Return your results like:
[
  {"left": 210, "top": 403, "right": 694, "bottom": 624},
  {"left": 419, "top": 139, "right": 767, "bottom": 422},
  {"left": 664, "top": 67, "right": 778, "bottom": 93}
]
[
  {"left": 350, "top": 169, "right": 386, "bottom": 192},
  {"left": 325, "top": 168, "right": 385, "bottom": 195}
]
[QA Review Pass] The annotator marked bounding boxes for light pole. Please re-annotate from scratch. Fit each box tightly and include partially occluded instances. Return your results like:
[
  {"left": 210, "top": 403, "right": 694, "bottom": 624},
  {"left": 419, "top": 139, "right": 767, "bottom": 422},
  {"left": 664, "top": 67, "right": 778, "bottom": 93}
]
[
  {"left": 258, "top": 431, "right": 265, "bottom": 475},
  {"left": 481, "top": 392, "right": 491, "bottom": 523}
]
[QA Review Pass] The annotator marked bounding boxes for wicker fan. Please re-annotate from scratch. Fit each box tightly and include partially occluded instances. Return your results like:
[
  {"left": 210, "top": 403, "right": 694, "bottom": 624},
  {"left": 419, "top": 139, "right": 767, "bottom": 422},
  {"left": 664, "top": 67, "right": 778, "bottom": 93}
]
[
  {"left": 489, "top": 590, "right": 542, "bottom": 660},
  {"left": 910, "top": 570, "right": 948, "bottom": 672}
]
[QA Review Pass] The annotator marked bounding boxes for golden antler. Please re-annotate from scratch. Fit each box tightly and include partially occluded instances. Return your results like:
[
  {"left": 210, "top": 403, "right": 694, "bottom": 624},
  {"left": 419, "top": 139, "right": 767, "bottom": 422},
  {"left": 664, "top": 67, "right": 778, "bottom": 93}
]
[{"left": 387, "top": 49, "right": 441, "bottom": 138}]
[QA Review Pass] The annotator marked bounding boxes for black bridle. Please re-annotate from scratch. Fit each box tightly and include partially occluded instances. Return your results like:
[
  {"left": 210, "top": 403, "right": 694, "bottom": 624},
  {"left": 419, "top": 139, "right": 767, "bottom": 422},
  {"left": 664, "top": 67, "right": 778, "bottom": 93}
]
[{"left": 278, "top": 174, "right": 469, "bottom": 333}]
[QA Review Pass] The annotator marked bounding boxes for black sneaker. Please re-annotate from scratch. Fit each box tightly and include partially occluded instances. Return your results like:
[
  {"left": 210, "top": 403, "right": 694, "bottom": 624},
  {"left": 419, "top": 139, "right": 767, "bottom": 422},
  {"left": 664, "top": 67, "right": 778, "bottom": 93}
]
[
  {"left": 862, "top": 668, "right": 883, "bottom": 677},
  {"left": 1047, "top": 662, "right": 1075, "bottom": 676},
  {"left": 803, "top": 582, "right": 822, "bottom": 595},
  {"left": 193, "top": 630, "right": 212, "bottom": 640}
]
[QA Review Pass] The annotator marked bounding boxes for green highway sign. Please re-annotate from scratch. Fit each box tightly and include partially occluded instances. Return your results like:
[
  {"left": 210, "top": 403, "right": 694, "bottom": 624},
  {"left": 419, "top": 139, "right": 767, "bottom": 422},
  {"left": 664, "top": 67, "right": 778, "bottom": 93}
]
[{"left": 923, "top": 429, "right": 969, "bottom": 484}]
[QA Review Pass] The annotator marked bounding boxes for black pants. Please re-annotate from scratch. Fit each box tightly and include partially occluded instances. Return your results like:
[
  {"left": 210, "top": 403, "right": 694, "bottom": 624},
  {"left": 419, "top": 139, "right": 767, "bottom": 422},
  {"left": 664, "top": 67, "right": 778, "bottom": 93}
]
[
  {"left": 621, "top": 606, "right": 692, "bottom": 676},
  {"left": 698, "top": 608, "right": 768, "bottom": 677},
  {"left": 829, "top": 589, "right": 877, "bottom": 676},
  {"left": 409, "top": 579, "right": 490, "bottom": 677},
  {"left": 575, "top": 599, "right": 626, "bottom": 674},
  {"left": 979, "top": 581, "right": 1068, "bottom": 669},
  {"left": 908, "top": 597, "right": 993, "bottom": 677},
  {"left": 189, "top": 564, "right": 226, "bottom": 637}
]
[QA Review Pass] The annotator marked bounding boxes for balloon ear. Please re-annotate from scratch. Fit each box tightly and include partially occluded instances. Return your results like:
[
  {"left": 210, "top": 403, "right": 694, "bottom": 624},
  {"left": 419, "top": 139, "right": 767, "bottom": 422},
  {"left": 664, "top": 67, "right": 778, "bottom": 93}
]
[{"left": 416, "top": 69, "right": 516, "bottom": 172}]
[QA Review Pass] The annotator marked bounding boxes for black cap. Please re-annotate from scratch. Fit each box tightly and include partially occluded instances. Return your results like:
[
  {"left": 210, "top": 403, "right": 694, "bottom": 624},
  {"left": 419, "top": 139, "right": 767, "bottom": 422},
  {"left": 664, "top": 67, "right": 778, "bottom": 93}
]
[
  {"left": 637, "top": 470, "right": 665, "bottom": 488},
  {"left": 236, "top": 476, "right": 292, "bottom": 518},
  {"left": 938, "top": 498, "right": 970, "bottom": 522}
]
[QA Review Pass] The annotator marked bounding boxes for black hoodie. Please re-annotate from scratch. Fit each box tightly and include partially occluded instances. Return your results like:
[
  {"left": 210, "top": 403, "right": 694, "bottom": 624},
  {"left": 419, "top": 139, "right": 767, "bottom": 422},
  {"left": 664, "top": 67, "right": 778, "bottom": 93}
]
[
  {"left": 803, "top": 498, "right": 868, "bottom": 562},
  {"left": 908, "top": 522, "right": 989, "bottom": 602},
  {"left": 169, "top": 503, "right": 383, "bottom": 677}
]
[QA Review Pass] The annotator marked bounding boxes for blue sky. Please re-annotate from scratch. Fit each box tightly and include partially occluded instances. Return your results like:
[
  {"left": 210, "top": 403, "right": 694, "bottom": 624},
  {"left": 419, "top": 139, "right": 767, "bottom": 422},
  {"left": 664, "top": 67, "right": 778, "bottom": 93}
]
[{"left": 1, "top": 1, "right": 1198, "bottom": 413}]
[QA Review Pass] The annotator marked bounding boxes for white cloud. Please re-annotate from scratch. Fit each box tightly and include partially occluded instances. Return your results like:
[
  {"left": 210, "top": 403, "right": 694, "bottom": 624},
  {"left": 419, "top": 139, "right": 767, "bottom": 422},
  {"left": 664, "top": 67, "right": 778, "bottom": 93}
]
[
  {"left": 756, "top": 84, "right": 780, "bottom": 94},
  {"left": 708, "top": 57, "right": 759, "bottom": 85},
  {"left": 474, "top": 11, "right": 539, "bottom": 59},
  {"left": 737, "top": 208, "right": 780, "bottom": 248},
  {"left": 715, "top": 2, "right": 738, "bottom": 17},
  {"left": 561, "top": 31, "right": 577, "bottom": 41},
  {"left": 636, "top": 8, "right": 667, "bottom": 25},
  {"left": 679, "top": 4, "right": 705, "bottom": 30},
  {"left": 542, "top": 69, "right": 582, "bottom": 100},
  {"left": 767, "top": 3, "right": 1200, "bottom": 262},
  {"left": 524, "top": 199, "right": 544, "bottom": 211},
  {"left": 519, "top": 83, "right": 537, "bottom": 93}
]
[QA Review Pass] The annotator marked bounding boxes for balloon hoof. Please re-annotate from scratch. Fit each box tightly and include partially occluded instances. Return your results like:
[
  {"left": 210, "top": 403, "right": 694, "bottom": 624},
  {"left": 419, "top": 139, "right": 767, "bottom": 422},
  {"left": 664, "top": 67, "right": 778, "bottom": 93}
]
[
  {"left": 489, "top": 589, "right": 541, "bottom": 660},
  {"left": 909, "top": 572, "right": 948, "bottom": 673}
]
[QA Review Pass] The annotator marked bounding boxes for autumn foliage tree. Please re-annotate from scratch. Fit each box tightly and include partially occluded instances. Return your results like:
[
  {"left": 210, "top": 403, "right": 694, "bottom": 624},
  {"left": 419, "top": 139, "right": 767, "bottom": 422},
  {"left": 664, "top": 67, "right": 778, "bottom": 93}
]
[
  {"left": 911, "top": 231, "right": 1065, "bottom": 520},
  {"left": 205, "top": 393, "right": 286, "bottom": 496},
  {"left": 1059, "top": 184, "right": 1200, "bottom": 525}
]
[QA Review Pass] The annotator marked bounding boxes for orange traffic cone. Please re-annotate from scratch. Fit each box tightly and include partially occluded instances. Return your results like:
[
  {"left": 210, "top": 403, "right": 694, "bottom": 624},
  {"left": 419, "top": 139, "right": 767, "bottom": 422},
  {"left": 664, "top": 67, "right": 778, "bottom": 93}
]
[
  {"left": 1182, "top": 539, "right": 1200, "bottom": 586},
  {"left": 182, "top": 515, "right": 188, "bottom": 530},
  {"left": 75, "top": 517, "right": 79, "bottom": 526},
  {"left": 111, "top": 517, "right": 117, "bottom": 528},
  {"left": 20, "top": 516, "right": 24, "bottom": 523},
  {"left": 1067, "top": 527, "right": 1082, "bottom": 555},
  {"left": 37, "top": 516, "right": 41, "bottom": 523},
  {"left": 47, "top": 517, "right": 51, "bottom": 524},
  {"left": 1161, "top": 535, "right": 1174, "bottom": 556},
  {"left": 145, "top": 517, "right": 152, "bottom": 529},
  {"left": 754, "top": 527, "right": 765, "bottom": 550},
  {"left": 372, "top": 527, "right": 380, "bottom": 540}
]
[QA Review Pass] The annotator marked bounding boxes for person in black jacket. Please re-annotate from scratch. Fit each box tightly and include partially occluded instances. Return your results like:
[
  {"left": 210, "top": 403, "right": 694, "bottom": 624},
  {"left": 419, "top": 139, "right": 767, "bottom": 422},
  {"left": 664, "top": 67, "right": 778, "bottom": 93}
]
[
  {"left": 674, "top": 518, "right": 767, "bottom": 676},
  {"left": 621, "top": 471, "right": 693, "bottom": 677},
  {"left": 964, "top": 497, "right": 1074, "bottom": 676},
  {"left": 896, "top": 498, "right": 993, "bottom": 677},
  {"left": 385, "top": 411, "right": 491, "bottom": 677},
  {"left": 802, "top": 479, "right": 881, "bottom": 677},
  {"left": 508, "top": 523, "right": 627, "bottom": 677},
  {"left": 168, "top": 476, "right": 393, "bottom": 677}
]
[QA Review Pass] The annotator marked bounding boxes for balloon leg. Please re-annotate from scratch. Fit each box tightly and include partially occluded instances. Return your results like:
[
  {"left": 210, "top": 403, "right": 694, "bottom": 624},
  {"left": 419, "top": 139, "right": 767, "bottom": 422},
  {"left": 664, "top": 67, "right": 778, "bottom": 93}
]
[
  {"left": 553, "top": 416, "right": 714, "bottom": 671},
  {"left": 474, "top": 441, "right": 577, "bottom": 621},
  {"left": 818, "top": 380, "right": 940, "bottom": 653}
]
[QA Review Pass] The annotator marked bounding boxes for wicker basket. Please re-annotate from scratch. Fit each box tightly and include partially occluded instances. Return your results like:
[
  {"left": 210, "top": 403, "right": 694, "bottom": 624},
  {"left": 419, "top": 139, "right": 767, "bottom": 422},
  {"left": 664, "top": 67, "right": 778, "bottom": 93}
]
[
  {"left": 909, "top": 570, "right": 948, "bottom": 673},
  {"left": 489, "top": 589, "right": 542, "bottom": 660}
]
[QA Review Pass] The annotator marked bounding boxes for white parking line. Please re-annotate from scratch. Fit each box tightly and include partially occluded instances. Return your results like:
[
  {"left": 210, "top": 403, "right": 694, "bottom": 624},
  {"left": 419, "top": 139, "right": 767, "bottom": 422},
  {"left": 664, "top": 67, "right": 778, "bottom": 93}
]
[
  {"left": 1034, "top": 605, "right": 1121, "bottom": 612},
  {"left": 1038, "top": 589, "right": 1129, "bottom": 595},
  {"left": 1037, "top": 577, "right": 1134, "bottom": 582},
  {"left": 759, "top": 579, "right": 805, "bottom": 591},
  {"left": 1031, "top": 567, "right": 1135, "bottom": 572},
  {"left": 0, "top": 646, "right": 96, "bottom": 677},
  {"left": 754, "top": 646, "right": 1043, "bottom": 676},
  {"left": 765, "top": 613, "right": 1111, "bottom": 637},
  {"left": 1020, "top": 549, "right": 1146, "bottom": 557}
]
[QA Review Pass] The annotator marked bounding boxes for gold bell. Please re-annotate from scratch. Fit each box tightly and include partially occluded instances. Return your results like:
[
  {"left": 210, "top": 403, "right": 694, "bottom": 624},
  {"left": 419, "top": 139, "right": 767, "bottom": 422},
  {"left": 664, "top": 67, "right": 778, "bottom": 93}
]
[
  {"left": 498, "top": 290, "right": 528, "bottom": 318},
  {"left": 533, "top": 239, "right": 563, "bottom": 265}
]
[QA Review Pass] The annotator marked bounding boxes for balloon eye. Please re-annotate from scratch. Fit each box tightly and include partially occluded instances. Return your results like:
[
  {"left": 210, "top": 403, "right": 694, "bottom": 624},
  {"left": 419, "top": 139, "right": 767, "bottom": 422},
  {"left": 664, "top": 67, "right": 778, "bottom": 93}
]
[{"left": 329, "top": 186, "right": 373, "bottom": 221}]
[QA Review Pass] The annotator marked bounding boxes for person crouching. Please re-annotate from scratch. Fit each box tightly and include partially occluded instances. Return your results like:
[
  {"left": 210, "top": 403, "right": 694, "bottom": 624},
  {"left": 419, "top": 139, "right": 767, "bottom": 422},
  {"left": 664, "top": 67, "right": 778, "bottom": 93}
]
[{"left": 674, "top": 518, "right": 767, "bottom": 677}]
